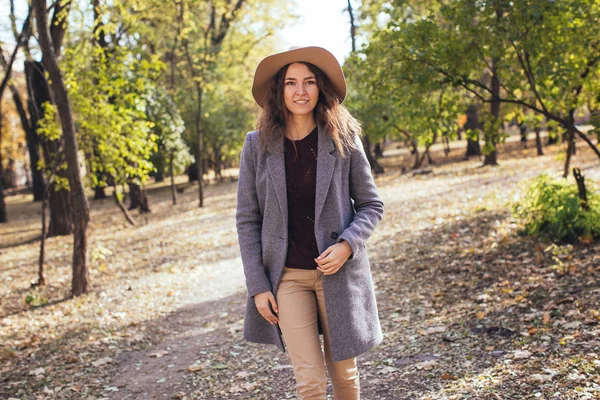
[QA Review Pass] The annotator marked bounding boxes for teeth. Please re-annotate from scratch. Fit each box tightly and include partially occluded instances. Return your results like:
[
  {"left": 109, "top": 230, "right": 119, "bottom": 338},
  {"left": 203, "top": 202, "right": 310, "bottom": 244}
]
[{"left": 295, "top": 100, "right": 308, "bottom": 104}]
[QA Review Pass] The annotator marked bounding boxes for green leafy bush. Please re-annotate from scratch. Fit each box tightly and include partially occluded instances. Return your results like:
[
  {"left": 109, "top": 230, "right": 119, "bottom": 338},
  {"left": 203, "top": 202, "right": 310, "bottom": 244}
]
[{"left": 512, "top": 174, "right": 600, "bottom": 243}]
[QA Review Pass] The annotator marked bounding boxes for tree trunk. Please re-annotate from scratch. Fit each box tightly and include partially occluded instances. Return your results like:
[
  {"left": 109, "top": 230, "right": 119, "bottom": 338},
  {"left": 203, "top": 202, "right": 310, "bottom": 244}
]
[
  {"left": 362, "top": 135, "right": 384, "bottom": 174},
  {"left": 464, "top": 105, "right": 481, "bottom": 158},
  {"left": 0, "top": 103, "right": 6, "bottom": 223},
  {"left": 483, "top": 150, "right": 498, "bottom": 166},
  {"left": 47, "top": 186, "right": 72, "bottom": 235},
  {"left": 443, "top": 134, "right": 450, "bottom": 157},
  {"left": 10, "top": 82, "right": 41, "bottom": 192},
  {"left": 347, "top": 0, "right": 357, "bottom": 53},
  {"left": 33, "top": 0, "right": 90, "bottom": 297},
  {"left": 465, "top": 137, "right": 481, "bottom": 158},
  {"left": 25, "top": 0, "right": 71, "bottom": 203},
  {"left": 94, "top": 186, "right": 107, "bottom": 199},
  {"left": 0, "top": 7, "right": 32, "bottom": 219},
  {"left": 113, "top": 184, "right": 136, "bottom": 225},
  {"left": 415, "top": 141, "right": 435, "bottom": 169},
  {"left": 408, "top": 139, "right": 420, "bottom": 169},
  {"left": 214, "top": 144, "right": 223, "bottom": 181},
  {"left": 170, "top": 154, "right": 176, "bottom": 205},
  {"left": 24, "top": 61, "right": 47, "bottom": 201},
  {"left": 535, "top": 127, "right": 544, "bottom": 156},
  {"left": 137, "top": 186, "right": 150, "bottom": 213},
  {"left": 573, "top": 168, "right": 588, "bottom": 210},
  {"left": 37, "top": 179, "right": 52, "bottom": 286},
  {"left": 563, "top": 110, "right": 576, "bottom": 178},
  {"left": 128, "top": 182, "right": 151, "bottom": 213},
  {"left": 195, "top": 85, "right": 204, "bottom": 207},
  {"left": 128, "top": 182, "right": 139, "bottom": 210},
  {"left": 26, "top": 60, "right": 73, "bottom": 234},
  {"left": 374, "top": 142, "right": 383, "bottom": 158},
  {"left": 154, "top": 170, "right": 165, "bottom": 182},
  {"left": 519, "top": 123, "right": 528, "bottom": 149},
  {"left": 484, "top": 60, "right": 500, "bottom": 166},
  {"left": 187, "top": 162, "right": 199, "bottom": 182},
  {"left": 563, "top": 128, "right": 575, "bottom": 178}
]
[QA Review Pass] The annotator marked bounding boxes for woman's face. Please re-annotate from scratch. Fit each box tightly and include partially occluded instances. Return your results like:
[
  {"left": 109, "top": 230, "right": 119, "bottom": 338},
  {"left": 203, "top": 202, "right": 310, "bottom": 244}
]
[{"left": 283, "top": 63, "right": 319, "bottom": 118}]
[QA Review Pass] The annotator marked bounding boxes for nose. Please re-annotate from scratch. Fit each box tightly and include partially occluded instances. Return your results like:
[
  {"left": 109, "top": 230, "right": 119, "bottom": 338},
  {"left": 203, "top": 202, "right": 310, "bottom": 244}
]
[{"left": 297, "top": 83, "right": 308, "bottom": 94}]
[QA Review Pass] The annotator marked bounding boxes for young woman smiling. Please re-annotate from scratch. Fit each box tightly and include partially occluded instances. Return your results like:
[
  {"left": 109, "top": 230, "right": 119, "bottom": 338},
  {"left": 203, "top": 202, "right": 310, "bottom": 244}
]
[{"left": 236, "top": 46, "right": 384, "bottom": 399}]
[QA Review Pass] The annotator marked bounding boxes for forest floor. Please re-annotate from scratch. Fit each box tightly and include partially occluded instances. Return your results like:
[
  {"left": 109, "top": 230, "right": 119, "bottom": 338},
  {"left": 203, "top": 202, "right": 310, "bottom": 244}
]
[{"left": 1, "top": 136, "right": 600, "bottom": 400}]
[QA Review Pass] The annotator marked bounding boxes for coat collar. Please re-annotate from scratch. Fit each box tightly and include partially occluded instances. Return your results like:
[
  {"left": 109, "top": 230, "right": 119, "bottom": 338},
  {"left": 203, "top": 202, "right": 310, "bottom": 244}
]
[
  {"left": 266, "top": 124, "right": 338, "bottom": 232},
  {"left": 266, "top": 124, "right": 336, "bottom": 155}
]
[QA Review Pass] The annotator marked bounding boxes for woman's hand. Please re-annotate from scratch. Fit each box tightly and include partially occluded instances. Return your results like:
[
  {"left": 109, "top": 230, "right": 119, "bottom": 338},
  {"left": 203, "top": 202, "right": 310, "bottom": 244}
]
[
  {"left": 315, "top": 241, "right": 352, "bottom": 275},
  {"left": 254, "top": 291, "right": 279, "bottom": 325}
]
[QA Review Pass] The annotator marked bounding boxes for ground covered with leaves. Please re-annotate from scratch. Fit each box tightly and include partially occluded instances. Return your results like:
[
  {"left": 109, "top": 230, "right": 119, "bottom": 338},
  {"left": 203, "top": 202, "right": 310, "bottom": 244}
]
[{"left": 1, "top": 140, "right": 600, "bottom": 399}]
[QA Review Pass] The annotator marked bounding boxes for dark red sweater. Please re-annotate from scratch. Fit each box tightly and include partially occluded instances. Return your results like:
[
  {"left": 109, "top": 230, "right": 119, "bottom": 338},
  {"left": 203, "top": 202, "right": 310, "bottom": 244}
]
[{"left": 284, "top": 127, "right": 319, "bottom": 269}]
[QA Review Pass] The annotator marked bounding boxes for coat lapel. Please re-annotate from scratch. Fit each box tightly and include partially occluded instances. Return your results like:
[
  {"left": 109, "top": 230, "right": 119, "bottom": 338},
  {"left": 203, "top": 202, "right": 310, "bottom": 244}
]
[
  {"left": 315, "top": 125, "right": 336, "bottom": 224},
  {"left": 266, "top": 132, "right": 288, "bottom": 230}
]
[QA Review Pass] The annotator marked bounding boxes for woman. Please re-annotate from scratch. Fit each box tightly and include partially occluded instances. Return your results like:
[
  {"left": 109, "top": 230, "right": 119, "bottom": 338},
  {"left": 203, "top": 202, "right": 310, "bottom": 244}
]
[{"left": 236, "top": 46, "right": 384, "bottom": 399}]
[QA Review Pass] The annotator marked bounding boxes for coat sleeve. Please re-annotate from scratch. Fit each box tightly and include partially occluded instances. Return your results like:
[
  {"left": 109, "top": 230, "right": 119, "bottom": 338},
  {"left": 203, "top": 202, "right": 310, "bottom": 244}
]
[
  {"left": 236, "top": 132, "right": 272, "bottom": 297},
  {"left": 337, "top": 136, "right": 384, "bottom": 260}
]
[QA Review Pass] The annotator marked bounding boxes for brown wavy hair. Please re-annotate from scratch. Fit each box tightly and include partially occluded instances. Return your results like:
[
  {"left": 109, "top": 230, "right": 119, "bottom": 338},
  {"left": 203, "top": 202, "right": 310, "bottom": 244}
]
[{"left": 256, "top": 62, "right": 362, "bottom": 158}]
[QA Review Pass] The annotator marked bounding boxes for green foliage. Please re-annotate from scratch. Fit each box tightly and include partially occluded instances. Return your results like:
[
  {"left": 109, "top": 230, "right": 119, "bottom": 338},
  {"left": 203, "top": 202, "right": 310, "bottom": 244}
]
[
  {"left": 513, "top": 174, "right": 600, "bottom": 243},
  {"left": 36, "top": 102, "right": 61, "bottom": 142},
  {"left": 60, "top": 38, "right": 165, "bottom": 189},
  {"left": 118, "top": 0, "right": 292, "bottom": 171},
  {"left": 35, "top": 103, "right": 71, "bottom": 191},
  {"left": 356, "top": 0, "right": 600, "bottom": 164},
  {"left": 24, "top": 293, "right": 48, "bottom": 307},
  {"left": 146, "top": 87, "right": 194, "bottom": 178},
  {"left": 544, "top": 243, "right": 575, "bottom": 275}
]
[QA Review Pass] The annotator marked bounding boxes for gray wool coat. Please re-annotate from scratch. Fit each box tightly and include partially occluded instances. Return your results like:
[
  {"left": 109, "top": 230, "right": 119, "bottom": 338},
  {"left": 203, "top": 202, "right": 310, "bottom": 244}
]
[{"left": 235, "top": 125, "right": 384, "bottom": 362}]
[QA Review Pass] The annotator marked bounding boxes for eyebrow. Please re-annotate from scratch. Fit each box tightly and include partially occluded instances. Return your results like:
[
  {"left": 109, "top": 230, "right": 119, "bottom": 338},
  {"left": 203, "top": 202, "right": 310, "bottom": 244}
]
[{"left": 284, "top": 76, "right": 316, "bottom": 81}]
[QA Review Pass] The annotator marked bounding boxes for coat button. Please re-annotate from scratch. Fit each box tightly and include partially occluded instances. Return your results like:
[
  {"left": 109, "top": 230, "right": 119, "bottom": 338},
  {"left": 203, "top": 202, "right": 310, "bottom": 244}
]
[{"left": 330, "top": 232, "right": 339, "bottom": 240}]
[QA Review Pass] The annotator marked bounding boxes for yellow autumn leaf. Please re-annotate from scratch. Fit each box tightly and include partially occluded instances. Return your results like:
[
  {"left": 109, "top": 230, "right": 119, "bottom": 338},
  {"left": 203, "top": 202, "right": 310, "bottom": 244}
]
[{"left": 543, "top": 312, "right": 551, "bottom": 324}]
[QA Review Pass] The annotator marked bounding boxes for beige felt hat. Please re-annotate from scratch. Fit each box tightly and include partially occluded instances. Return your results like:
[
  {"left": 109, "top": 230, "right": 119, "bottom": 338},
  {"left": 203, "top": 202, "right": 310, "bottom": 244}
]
[{"left": 251, "top": 46, "right": 347, "bottom": 108}]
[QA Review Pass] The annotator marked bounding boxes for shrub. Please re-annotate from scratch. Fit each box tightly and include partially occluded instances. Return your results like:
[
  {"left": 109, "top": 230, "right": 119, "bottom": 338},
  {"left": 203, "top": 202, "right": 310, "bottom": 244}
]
[{"left": 512, "top": 174, "right": 600, "bottom": 243}]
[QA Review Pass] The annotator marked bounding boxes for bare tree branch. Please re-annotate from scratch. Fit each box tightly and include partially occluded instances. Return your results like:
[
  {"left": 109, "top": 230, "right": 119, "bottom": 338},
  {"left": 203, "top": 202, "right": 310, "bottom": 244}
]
[{"left": 0, "top": 8, "right": 32, "bottom": 99}]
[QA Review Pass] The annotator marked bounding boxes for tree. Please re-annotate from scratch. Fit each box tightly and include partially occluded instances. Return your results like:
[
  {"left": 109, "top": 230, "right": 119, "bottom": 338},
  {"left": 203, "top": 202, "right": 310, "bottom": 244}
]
[
  {"left": 26, "top": 0, "right": 74, "bottom": 236},
  {"left": 146, "top": 87, "right": 193, "bottom": 204},
  {"left": 2, "top": 0, "right": 46, "bottom": 203},
  {"left": 179, "top": 0, "right": 247, "bottom": 207},
  {"left": 32, "top": 0, "right": 91, "bottom": 296},
  {"left": 375, "top": 0, "right": 600, "bottom": 174},
  {"left": 355, "top": 0, "right": 600, "bottom": 175},
  {"left": 0, "top": 6, "right": 32, "bottom": 223}
]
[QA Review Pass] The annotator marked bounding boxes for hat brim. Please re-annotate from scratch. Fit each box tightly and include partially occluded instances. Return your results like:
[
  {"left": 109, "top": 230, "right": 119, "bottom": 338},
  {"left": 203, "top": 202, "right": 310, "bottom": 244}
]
[{"left": 251, "top": 46, "right": 346, "bottom": 108}]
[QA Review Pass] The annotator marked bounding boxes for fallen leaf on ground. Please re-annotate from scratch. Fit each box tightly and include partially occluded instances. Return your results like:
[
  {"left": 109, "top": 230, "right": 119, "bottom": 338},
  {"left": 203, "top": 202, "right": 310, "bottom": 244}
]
[
  {"left": 422, "top": 326, "right": 447, "bottom": 335},
  {"left": 29, "top": 368, "right": 45, "bottom": 376},
  {"left": 530, "top": 374, "right": 553, "bottom": 383},
  {"left": 147, "top": 350, "right": 169, "bottom": 358},
  {"left": 188, "top": 364, "right": 204, "bottom": 373},
  {"left": 416, "top": 360, "right": 437, "bottom": 370},
  {"left": 513, "top": 350, "right": 531, "bottom": 360},
  {"left": 91, "top": 357, "right": 113, "bottom": 367},
  {"left": 440, "top": 373, "right": 458, "bottom": 380}
]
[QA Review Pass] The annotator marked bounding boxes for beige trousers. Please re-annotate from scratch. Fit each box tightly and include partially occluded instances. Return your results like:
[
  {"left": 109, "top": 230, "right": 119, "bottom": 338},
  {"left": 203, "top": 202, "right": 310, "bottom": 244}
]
[{"left": 276, "top": 266, "right": 360, "bottom": 400}]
